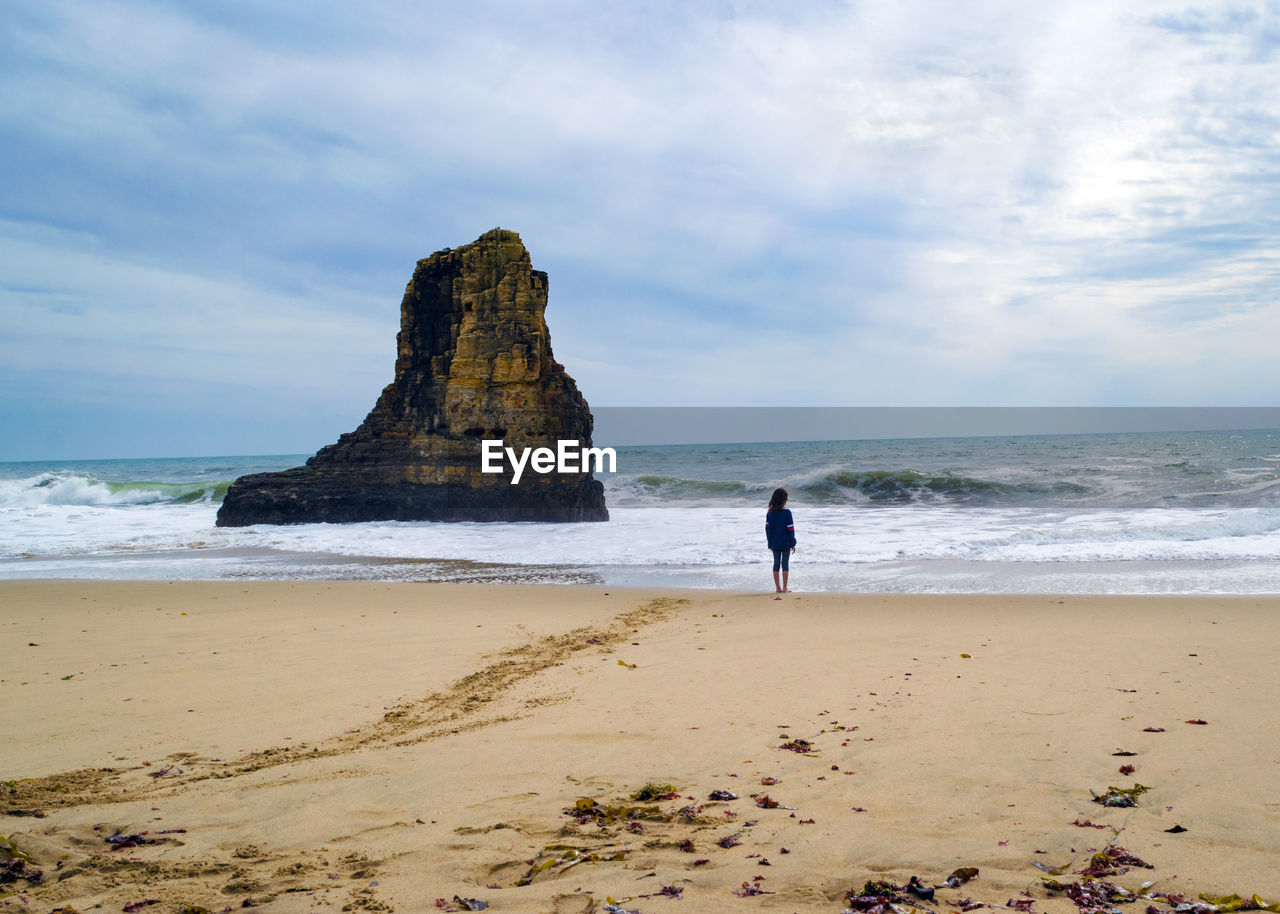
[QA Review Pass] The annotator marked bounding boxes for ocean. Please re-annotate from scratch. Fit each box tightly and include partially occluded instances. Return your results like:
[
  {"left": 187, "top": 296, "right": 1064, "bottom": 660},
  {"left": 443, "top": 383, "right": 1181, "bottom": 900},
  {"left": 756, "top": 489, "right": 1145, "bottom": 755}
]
[{"left": 2, "top": 428, "right": 1280, "bottom": 593}]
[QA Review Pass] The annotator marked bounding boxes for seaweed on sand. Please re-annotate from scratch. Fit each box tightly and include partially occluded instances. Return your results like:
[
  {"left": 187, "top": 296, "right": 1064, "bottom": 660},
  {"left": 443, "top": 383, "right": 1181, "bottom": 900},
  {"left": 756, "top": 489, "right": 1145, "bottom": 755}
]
[
  {"left": 1079, "top": 844, "right": 1152, "bottom": 877},
  {"left": 630, "top": 783, "right": 679, "bottom": 801},
  {"left": 778, "top": 739, "right": 816, "bottom": 754},
  {"left": 843, "top": 880, "right": 909, "bottom": 913},
  {"left": 515, "top": 844, "right": 627, "bottom": 886},
  {"left": 566, "top": 797, "right": 669, "bottom": 826},
  {"left": 1091, "top": 784, "right": 1151, "bottom": 807},
  {"left": 1064, "top": 879, "right": 1135, "bottom": 908},
  {"left": 0, "top": 836, "right": 43, "bottom": 887}
]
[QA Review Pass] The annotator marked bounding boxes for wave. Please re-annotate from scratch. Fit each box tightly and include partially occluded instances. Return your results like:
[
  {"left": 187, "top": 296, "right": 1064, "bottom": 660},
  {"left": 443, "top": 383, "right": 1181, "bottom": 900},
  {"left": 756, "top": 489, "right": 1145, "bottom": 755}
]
[
  {"left": 611, "top": 467, "right": 1091, "bottom": 505},
  {"left": 628, "top": 475, "right": 753, "bottom": 498},
  {"left": 0, "top": 473, "right": 232, "bottom": 507},
  {"left": 811, "top": 468, "right": 1089, "bottom": 502}
]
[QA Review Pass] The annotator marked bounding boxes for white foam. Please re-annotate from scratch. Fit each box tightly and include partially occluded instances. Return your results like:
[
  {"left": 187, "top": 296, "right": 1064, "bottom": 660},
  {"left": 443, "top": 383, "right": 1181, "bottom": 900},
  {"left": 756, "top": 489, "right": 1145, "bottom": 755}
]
[
  {"left": 4, "top": 495, "right": 1280, "bottom": 592},
  {"left": 0, "top": 503, "right": 218, "bottom": 558}
]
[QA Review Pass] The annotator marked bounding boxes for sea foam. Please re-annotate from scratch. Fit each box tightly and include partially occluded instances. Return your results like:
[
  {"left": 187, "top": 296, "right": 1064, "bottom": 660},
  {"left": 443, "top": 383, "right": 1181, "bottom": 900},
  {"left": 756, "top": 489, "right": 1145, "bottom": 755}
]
[{"left": 3, "top": 432, "right": 1279, "bottom": 591}]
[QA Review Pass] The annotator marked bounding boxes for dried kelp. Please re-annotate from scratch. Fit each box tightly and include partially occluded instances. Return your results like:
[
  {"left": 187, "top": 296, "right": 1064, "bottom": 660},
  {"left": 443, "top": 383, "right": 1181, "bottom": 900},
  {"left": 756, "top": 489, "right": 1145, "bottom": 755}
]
[
  {"left": 0, "top": 837, "right": 30, "bottom": 863},
  {"left": 1031, "top": 861, "right": 1073, "bottom": 877},
  {"left": 734, "top": 880, "right": 774, "bottom": 897},
  {"left": 844, "top": 880, "right": 910, "bottom": 913},
  {"left": 1091, "top": 784, "right": 1151, "bottom": 807},
  {"left": 631, "top": 783, "right": 679, "bottom": 802},
  {"left": 1079, "top": 845, "right": 1152, "bottom": 877},
  {"left": 1194, "top": 894, "right": 1280, "bottom": 913},
  {"left": 753, "top": 795, "right": 794, "bottom": 809},
  {"left": 842, "top": 870, "right": 978, "bottom": 909},
  {"left": 0, "top": 837, "right": 43, "bottom": 887},
  {"left": 566, "top": 797, "right": 669, "bottom": 826},
  {"left": 674, "top": 804, "right": 703, "bottom": 822},
  {"left": 1, "top": 856, "right": 44, "bottom": 887},
  {"left": 778, "top": 739, "right": 816, "bottom": 754},
  {"left": 639, "top": 885, "right": 684, "bottom": 899},
  {"left": 1070, "top": 879, "right": 1135, "bottom": 907},
  {"left": 515, "top": 844, "right": 627, "bottom": 886}
]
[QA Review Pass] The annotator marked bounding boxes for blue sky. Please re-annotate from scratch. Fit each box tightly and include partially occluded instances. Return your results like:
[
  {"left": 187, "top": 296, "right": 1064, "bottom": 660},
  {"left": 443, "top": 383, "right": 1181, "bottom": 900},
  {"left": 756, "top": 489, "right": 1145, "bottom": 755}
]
[{"left": 3, "top": 0, "right": 1279, "bottom": 459}]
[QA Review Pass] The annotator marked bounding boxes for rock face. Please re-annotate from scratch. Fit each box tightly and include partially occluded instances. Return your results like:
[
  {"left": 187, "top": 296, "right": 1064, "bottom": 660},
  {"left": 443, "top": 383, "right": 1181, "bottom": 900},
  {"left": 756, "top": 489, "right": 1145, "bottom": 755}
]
[{"left": 216, "top": 229, "right": 609, "bottom": 525}]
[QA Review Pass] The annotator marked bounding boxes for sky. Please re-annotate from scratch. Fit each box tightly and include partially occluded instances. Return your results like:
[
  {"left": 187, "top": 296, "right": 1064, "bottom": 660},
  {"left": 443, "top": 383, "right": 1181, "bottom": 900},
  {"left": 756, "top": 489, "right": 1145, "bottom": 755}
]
[{"left": 2, "top": 0, "right": 1279, "bottom": 459}]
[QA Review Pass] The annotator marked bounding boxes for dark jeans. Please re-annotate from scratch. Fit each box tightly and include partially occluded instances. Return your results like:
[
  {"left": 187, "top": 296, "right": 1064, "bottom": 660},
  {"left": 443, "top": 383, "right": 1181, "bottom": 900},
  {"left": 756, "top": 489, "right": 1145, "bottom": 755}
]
[{"left": 772, "top": 548, "right": 790, "bottom": 572}]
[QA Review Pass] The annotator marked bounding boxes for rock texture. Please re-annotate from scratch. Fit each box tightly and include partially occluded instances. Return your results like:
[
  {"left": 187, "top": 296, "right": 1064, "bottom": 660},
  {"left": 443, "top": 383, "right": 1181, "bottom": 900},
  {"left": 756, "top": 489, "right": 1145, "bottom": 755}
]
[{"left": 216, "top": 229, "right": 608, "bottom": 525}]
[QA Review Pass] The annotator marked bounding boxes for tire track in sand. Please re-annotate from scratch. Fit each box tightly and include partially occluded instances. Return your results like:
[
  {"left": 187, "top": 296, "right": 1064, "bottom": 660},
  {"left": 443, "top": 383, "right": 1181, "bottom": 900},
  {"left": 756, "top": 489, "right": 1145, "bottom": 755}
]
[{"left": 2, "top": 597, "right": 687, "bottom": 814}]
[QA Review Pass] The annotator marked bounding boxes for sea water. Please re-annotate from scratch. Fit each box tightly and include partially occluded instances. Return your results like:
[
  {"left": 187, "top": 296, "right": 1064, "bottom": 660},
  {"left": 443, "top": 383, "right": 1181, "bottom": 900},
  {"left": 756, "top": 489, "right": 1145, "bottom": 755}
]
[{"left": 2, "top": 429, "right": 1279, "bottom": 592}]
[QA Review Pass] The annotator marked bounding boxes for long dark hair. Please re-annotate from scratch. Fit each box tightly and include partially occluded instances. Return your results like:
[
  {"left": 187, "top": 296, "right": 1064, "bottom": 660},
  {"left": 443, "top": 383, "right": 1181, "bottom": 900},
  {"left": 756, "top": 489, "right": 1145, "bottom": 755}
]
[{"left": 767, "top": 487, "right": 788, "bottom": 512}]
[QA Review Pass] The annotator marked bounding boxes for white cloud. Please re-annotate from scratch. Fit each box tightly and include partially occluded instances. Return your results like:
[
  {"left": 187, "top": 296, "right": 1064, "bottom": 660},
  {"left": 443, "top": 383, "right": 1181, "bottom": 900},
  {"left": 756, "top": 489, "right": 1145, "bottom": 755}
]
[
  {"left": 0, "top": 219, "right": 392, "bottom": 401},
  {"left": 3, "top": 0, "right": 1279, "bottom": 455}
]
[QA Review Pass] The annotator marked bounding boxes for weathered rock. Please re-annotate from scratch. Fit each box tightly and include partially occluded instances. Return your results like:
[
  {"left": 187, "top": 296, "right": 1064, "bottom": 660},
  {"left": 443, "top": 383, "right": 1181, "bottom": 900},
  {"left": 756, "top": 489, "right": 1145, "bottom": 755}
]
[{"left": 216, "top": 229, "right": 608, "bottom": 525}]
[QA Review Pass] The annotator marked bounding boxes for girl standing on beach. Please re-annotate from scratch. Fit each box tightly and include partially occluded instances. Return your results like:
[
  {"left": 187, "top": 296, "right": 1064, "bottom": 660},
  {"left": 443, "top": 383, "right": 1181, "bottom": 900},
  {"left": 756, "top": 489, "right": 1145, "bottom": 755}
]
[{"left": 765, "top": 487, "right": 796, "bottom": 593}]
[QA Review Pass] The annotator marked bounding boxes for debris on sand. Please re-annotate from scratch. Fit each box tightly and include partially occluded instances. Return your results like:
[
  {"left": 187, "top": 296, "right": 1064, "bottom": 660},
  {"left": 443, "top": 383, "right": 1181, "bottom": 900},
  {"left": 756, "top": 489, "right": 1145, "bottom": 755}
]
[
  {"left": 515, "top": 844, "right": 627, "bottom": 886},
  {"left": 1, "top": 855, "right": 44, "bottom": 887},
  {"left": 631, "top": 783, "right": 679, "bottom": 802},
  {"left": 1091, "top": 784, "right": 1151, "bottom": 807},
  {"left": 753, "top": 794, "right": 794, "bottom": 809},
  {"left": 778, "top": 739, "right": 816, "bottom": 754},
  {"left": 1079, "top": 844, "right": 1153, "bottom": 877},
  {"left": 734, "top": 879, "right": 774, "bottom": 896},
  {"left": 566, "top": 797, "right": 669, "bottom": 826}
]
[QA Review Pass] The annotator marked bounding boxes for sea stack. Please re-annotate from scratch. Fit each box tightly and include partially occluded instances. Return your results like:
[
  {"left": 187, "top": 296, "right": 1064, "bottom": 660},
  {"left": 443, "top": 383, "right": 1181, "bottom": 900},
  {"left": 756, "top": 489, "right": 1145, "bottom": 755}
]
[{"left": 216, "top": 229, "right": 609, "bottom": 525}]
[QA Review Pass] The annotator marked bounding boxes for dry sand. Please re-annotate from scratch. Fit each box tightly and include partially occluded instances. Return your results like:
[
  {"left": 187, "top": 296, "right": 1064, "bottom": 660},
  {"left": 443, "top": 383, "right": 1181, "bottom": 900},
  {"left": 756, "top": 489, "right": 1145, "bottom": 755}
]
[{"left": 2, "top": 580, "right": 1279, "bottom": 913}]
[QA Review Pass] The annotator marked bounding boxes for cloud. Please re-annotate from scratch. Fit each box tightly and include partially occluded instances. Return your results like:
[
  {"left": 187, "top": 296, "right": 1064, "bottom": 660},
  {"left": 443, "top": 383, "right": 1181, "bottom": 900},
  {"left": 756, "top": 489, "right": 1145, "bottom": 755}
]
[
  {"left": 2, "top": 0, "right": 1279, "bottom": 456},
  {"left": 0, "top": 217, "right": 392, "bottom": 457},
  {"left": 0, "top": 218, "right": 389, "bottom": 383}
]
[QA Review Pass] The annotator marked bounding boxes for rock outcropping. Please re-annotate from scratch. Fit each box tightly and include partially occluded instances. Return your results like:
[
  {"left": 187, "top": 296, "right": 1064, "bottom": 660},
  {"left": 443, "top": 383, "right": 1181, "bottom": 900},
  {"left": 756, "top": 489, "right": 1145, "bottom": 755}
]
[{"left": 216, "top": 229, "right": 609, "bottom": 525}]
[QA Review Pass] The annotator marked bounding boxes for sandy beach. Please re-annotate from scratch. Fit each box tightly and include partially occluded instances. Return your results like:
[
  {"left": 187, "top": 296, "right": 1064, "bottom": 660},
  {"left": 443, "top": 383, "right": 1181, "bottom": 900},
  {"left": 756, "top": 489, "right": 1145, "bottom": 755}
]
[{"left": 3, "top": 581, "right": 1279, "bottom": 913}]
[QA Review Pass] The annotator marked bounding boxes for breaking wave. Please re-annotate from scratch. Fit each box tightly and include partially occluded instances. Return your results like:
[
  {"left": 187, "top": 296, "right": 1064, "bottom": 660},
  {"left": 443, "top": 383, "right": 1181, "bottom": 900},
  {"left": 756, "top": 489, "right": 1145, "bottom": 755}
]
[
  {"left": 613, "top": 467, "right": 1091, "bottom": 505},
  {"left": 0, "top": 473, "right": 232, "bottom": 507}
]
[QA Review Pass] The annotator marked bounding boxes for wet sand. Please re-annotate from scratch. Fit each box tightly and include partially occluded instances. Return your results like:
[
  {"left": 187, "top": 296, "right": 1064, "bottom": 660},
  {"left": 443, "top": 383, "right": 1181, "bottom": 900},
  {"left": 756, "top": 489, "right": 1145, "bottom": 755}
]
[{"left": 2, "top": 581, "right": 1278, "bottom": 913}]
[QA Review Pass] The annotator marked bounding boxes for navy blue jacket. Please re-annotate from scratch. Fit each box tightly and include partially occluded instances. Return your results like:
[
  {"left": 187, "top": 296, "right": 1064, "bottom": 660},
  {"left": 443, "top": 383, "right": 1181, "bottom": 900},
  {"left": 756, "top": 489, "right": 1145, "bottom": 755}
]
[{"left": 765, "top": 508, "right": 796, "bottom": 550}]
